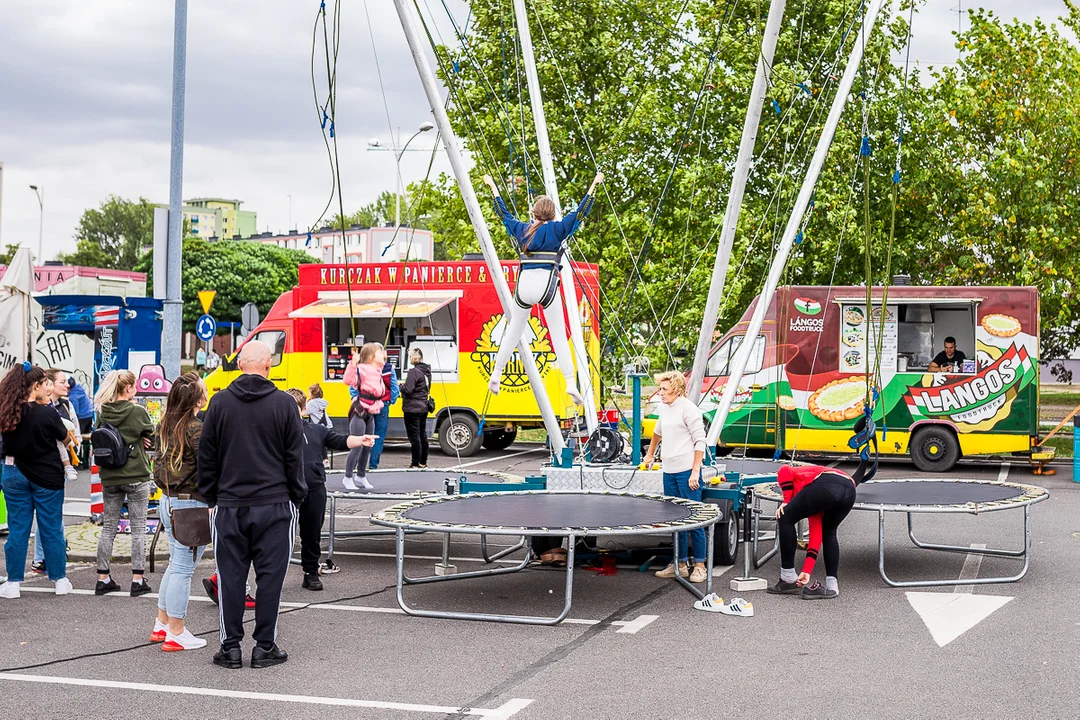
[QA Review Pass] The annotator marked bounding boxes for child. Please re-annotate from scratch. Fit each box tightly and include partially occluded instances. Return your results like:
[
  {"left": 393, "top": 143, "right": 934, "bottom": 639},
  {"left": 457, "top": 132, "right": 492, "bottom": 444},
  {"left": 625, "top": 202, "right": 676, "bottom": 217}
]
[{"left": 341, "top": 343, "right": 385, "bottom": 491}]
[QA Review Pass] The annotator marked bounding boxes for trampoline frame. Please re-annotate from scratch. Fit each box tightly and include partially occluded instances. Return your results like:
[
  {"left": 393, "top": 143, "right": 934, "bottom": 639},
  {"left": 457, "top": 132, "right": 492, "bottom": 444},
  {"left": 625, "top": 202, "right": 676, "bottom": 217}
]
[
  {"left": 370, "top": 490, "right": 721, "bottom": 625},
  {"left": 753, "top": 478, "right": 1049, "bottom": 587}
]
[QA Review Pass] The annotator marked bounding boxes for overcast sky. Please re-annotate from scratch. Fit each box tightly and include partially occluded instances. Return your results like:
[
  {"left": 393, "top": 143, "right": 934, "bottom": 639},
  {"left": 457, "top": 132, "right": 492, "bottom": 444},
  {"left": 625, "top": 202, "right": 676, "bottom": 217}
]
[{"left": 0, "top": 0, "right": 1070, "bottom": 262}]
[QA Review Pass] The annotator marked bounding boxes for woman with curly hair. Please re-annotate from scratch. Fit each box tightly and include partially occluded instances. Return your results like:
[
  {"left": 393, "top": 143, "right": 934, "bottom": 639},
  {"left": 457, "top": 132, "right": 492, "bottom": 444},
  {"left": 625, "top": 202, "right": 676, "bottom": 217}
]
[{"left": 0, "top": 363, "right": 73, "bottom": 598}]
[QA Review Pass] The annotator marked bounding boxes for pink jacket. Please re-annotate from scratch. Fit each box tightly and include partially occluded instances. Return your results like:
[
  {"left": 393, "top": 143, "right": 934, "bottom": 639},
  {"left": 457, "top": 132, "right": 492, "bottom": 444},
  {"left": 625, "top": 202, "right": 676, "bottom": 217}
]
[{"left": 344, "top": 362, "right": 385, "bottom": 415}]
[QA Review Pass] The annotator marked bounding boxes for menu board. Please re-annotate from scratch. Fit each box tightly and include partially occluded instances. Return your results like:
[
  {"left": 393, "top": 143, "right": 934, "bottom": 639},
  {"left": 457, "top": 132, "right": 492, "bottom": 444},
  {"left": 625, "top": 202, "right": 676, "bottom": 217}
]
[
  {"left": 325, "top": 343, "right": 358, "bottom": 380},
  {"left": 839, "top": 304, "right": 897, "bottom": 374},
  {"left": 385, "top": 346, "right": 403, "bottom": 378}
]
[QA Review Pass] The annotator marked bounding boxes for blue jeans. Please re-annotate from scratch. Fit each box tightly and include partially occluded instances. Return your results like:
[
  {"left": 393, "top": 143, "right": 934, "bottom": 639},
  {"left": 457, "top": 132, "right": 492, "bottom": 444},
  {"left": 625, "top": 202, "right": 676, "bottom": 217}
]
[
  {"left": 369, "top": 405, "right": 390, "bottom": 469},
  {"left": 33, "top": 520, "right": 44, "bottom": 564},
  {"left": 158, "top": 495, "right": 208, "bottom": 620},
  {"left": 2, "top": 464, "right": 67, "bottom": 582},
  {"left": 663, "top": 470, "right": 706, "bottom": 563}
]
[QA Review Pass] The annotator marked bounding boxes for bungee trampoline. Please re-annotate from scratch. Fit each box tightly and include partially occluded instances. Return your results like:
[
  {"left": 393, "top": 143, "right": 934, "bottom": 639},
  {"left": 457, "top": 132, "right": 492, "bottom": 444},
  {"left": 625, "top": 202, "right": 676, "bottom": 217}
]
[
  {"left": 370, "top": 490, "right": 721, "bottom": 625},
  {"left": 754, "top": 478, "right": 1049, "bottom": 587}
]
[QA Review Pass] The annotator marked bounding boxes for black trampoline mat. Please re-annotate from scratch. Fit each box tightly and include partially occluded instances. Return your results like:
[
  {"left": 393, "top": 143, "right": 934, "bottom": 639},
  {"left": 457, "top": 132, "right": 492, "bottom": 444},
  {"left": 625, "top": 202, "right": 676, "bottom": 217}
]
[
  {"left": 403, "top": 493, "right": 694, "bottom": 529},
  {"left": 328, "top": 470, "right": 510, "bottom": 495},
  {"left": 717, "top": 459, "right": 786, "bottom": 476},
  {"left": 856, "top": 481, "right": 1025, "bottom": 506}
]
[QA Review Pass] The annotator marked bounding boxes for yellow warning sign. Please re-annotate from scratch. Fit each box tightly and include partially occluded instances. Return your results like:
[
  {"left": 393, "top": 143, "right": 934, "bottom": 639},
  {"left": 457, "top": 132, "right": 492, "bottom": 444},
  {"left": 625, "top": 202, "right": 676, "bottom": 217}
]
[{"left": 198, "top": 290, "right": 216, "bottom": 314}]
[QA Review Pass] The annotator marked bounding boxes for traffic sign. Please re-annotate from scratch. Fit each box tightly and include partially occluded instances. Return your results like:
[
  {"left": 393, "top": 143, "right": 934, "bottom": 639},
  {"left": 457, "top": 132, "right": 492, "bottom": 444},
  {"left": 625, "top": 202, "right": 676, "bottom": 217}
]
[
  {"left": 196, "top": 314, "right": 217, "bottom": 341},
  {"left": 241, "top": 302, "right": 260, "bottom": 334},
  {"left": 198, "top": 290, "right": 217, "bottom": 314}
]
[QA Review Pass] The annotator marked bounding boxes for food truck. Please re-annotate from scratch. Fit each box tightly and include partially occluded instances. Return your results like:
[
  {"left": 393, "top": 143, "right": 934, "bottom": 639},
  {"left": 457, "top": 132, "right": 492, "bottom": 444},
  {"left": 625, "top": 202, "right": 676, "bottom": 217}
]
[
  {"left": 205, "top": 260, "right": 601, "bottom": 457},
  {"left": 675, "top": 285, "right": 1040, "bottom": 472}
]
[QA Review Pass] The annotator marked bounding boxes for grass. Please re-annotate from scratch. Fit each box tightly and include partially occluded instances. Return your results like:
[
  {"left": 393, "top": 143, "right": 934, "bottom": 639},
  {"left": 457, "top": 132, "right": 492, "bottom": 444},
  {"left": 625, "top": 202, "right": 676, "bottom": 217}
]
[
  {"left": 1040, "top": 435, "right": 1074, "bottom": 458},
  {"left": 1040, "top": 391, "right": 1080, "bottom": 407}
]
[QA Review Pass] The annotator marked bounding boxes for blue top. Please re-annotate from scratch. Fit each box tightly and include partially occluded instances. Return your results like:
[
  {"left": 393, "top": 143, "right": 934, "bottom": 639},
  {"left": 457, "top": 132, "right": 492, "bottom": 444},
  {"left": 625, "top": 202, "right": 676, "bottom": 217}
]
[{"left": 494, "top": 194, "right": 596, "bottom": 271}]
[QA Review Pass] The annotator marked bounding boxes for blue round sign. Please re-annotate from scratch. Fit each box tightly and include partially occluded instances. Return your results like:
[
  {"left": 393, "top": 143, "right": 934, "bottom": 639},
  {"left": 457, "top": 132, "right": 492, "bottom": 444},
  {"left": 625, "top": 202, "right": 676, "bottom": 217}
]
[{"left": 196, "top": 314, "right": 217, "bottom": 341}]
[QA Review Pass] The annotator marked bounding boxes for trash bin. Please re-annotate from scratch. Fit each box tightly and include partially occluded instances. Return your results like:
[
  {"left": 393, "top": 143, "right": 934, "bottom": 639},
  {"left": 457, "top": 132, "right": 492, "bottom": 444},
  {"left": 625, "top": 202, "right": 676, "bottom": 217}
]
[{"left": 1073, "top": 415, "right": 1079, "bottom": 483}]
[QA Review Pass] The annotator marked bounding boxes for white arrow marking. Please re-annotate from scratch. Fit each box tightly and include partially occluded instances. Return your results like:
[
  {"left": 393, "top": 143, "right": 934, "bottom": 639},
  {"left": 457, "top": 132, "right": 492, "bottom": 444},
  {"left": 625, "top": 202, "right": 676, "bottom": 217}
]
[
  {"left": 906, "top": 592, "right": 1013, "bottom": 647},
  {"left": 612, "top": 614, "right": 659, "bottom": 634}
]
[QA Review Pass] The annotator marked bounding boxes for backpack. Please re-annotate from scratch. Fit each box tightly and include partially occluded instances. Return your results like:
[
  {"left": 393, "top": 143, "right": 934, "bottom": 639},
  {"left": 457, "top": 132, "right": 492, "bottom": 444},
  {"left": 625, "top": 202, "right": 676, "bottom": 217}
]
[{"left": 91, "top": 422, "right": 133, "bottom": 469}]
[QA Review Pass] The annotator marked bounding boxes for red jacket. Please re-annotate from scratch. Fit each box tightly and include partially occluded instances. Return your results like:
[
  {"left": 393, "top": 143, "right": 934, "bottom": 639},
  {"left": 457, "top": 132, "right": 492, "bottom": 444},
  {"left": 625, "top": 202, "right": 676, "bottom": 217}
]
[{"left": 778, "top": 464, "right": 855, "bottom": 575}]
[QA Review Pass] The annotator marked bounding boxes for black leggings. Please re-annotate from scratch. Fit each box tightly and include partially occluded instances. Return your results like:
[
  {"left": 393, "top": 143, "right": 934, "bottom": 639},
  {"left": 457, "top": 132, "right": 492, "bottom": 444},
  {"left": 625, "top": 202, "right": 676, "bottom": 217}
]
[{"left": 778, "top": 473, "right": 856, "bottom": 578}]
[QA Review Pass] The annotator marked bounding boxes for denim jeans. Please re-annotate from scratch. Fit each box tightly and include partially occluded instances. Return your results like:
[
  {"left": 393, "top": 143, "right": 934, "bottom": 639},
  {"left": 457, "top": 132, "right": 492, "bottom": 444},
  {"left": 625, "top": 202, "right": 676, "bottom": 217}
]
[
  {"left": 369, "top": 405, "right": 389, "bottom": 469},
  {"left": 2, "top": 464, "right": 67, "bottom": 582},
  {"left": 157, "top": 495, "right": 208, "bottom": 619},
  {"left": 97, "top": 481, "right": 151, "bottom": 575},
  {"left": 33, "top": 520, "right": 44, "bottom": 564},
  {"left": 663, "top": 470, "right": 706, "bottom": 563}
]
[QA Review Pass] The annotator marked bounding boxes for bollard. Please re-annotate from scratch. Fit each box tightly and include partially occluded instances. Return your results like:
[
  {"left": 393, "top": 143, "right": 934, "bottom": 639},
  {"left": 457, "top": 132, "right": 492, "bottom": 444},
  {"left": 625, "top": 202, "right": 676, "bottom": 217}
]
[{"left": 90, "top": 459, "right": 104, "bottom": 524}]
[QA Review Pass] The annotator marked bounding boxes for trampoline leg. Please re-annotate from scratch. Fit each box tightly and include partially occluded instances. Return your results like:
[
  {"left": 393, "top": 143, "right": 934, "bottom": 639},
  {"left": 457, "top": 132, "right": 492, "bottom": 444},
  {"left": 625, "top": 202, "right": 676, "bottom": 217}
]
[
  {"left": 480, "top": 534, "right": 528, "bottom": 564},
  {"left": 752, "top": 495, "right": 780, "bottom": 570},
  {"left": 435, "top": 533, "right": 456, "bottom": 576},
  {"left": 327, "top": 494, "right": 337, "bottom": 563},
  {"left": 906, "top": 511, "right": 1026, "bottom": 558},
  {"left": 672, "top": 529, "right": 707, "bottom": 601}
]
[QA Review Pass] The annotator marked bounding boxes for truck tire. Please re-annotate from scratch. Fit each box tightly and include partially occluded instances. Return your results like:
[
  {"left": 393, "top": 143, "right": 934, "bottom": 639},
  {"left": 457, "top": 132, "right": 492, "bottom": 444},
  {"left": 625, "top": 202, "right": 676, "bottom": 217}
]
[
  {"left": 438, "top": 414, "right": 483, "bottom": 457},
  {"left": 714, "top": 517, "right": 739, "bottom": 566},
  {"left": 481, "top": 428, "right": 518, "bottom": 451},
  {"left": 910, "top": 426, "right": 961, "bottom": 473}
]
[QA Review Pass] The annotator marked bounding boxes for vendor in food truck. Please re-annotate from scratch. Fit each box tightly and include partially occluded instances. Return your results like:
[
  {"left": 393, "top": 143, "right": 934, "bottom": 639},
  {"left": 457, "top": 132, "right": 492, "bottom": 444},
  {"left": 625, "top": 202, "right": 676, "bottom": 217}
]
[{"left": 928, "top": 336, "right": 967, "bottom": 373}]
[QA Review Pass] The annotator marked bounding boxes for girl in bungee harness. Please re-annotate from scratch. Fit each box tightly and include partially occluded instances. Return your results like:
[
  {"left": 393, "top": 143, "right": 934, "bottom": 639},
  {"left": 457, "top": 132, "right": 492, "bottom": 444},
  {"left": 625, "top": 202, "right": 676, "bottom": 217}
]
[{"left": 482, "top": 171, "right": 604, "bottom": 405}]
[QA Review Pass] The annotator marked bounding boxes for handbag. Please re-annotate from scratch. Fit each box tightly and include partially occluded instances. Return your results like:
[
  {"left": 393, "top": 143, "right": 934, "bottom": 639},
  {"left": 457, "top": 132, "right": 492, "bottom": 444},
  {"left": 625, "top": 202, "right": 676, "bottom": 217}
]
[
  {"left": 423, "top": 374, "right": 436, "bottom": 414},
  {"left": 163, "top": 470, "right": 211, "bottom": 550}
]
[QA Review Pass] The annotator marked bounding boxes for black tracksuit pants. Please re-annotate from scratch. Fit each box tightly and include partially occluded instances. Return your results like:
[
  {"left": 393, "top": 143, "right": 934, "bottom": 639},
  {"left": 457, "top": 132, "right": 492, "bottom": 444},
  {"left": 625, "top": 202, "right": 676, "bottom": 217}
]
[
  {"left": 213, "top": 502, "right": 296, "bottom": 651},
  {"left": 298, "top": 484, "right": 327, "bottom": 575}
]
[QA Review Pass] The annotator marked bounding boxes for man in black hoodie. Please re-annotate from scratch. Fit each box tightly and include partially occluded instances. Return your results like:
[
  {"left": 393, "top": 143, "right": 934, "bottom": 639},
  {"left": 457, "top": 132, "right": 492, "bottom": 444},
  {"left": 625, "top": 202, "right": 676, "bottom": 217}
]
[{"left": 198, "top": 340, "right": 306, "bottom": 670}]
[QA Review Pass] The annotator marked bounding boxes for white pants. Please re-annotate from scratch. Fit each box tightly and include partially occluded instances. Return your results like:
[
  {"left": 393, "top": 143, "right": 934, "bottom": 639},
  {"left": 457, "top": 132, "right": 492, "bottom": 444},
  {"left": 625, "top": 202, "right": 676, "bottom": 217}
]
[{"left": 491, "top": 268, "right": 580, "bottom": 396}]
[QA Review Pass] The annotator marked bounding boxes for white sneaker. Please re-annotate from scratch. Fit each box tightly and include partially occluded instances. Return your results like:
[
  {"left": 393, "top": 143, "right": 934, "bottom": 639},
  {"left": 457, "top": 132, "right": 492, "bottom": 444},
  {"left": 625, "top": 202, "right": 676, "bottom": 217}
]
[
  {"left": 54, "top": 578, "right": 73, "bottom": 595},
  {"left": 356, "top": 475, "right": 374, "bottom": 490},
  {"left": 718, "top": 597, "right": 754, "bottom": 617},
  {"left": 693, "top": 592, "right": 725, "bottom": 612},
  {"left": 341, "top": 475, "right": 358, "bottom": 491},
  {"left": 162, "top": 629, "right": 207, "bottom": 652},
  {"left": 487, "top": 378, "right": 501, "bottom": 395},
  {"left": 65, "top": 465, "right": 79, "bottom": 482},
  {"left": 0, "top": 582, "right": 21, "bottom": 599}
]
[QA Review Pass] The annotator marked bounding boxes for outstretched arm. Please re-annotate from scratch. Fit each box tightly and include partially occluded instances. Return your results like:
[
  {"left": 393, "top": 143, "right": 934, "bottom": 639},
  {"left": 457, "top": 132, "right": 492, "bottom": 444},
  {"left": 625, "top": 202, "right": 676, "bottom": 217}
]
[
  {"left": 554, "top": 172, "right": 604, "bottom": 241},
  {"left": 484, "top": 174, "right": 529, "bottom": 241}
]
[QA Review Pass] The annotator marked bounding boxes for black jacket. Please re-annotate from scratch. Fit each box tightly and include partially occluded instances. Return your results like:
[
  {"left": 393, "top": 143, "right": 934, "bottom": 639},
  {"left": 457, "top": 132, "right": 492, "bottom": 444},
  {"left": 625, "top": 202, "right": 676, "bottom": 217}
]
[
  {"left": 401, "top": 362, "right": 432, "bottom": 415},
  {"left": 301, "top": 417, "right": 351, "bottom": 487},
  {"left": 197, "top": 374, "right": 306, "bottom": 508},
  {"left": 1, "top": 403, "right": 67, "bottom": 490}
]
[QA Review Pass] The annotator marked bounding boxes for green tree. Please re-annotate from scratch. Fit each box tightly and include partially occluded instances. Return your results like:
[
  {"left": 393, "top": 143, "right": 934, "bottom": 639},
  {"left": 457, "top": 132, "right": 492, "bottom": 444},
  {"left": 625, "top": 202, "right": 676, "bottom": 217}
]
[
  {"left": 59, "top": 196, "right": 157, "bottom": 270},
  {"left": 0, "top": 243, "right": 21, "bottom": 264}
]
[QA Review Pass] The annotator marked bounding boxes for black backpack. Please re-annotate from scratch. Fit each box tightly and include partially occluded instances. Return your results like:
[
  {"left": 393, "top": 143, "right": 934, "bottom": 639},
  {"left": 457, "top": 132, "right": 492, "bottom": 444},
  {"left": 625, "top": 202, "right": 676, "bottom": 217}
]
[{"left": 91, "top": 422, "right": 132, "bottom": 469}]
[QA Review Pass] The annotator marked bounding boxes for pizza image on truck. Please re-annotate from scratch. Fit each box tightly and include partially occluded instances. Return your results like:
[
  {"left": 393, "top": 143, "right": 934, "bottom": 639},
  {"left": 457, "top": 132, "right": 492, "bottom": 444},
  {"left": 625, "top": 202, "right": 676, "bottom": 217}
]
[
  {"left": 205, "top": 260, "right": 600, "bottom": 457},
  {"left": 688, "top": 284, "right": 1040, "bottom": 472}
]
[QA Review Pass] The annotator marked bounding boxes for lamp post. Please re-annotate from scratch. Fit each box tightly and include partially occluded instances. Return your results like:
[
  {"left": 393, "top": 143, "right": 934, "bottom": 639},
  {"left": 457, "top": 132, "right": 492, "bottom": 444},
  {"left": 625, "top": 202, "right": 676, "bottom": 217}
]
[
  {"left": 29, "top": 184, "right": 43, "bottom": 261},
  {"left": 367, "top": 121, "right": 435, "bottom": 228}
]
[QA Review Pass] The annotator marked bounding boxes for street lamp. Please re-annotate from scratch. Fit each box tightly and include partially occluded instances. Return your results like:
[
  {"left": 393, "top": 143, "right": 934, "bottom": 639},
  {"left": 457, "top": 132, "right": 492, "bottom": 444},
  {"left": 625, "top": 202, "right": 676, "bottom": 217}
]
[
  {"left": 29, "top": 184, "right": 43, "bottom": 261},
  {"left": 367, "top": 121, "right": 435, "bottom": 228}
]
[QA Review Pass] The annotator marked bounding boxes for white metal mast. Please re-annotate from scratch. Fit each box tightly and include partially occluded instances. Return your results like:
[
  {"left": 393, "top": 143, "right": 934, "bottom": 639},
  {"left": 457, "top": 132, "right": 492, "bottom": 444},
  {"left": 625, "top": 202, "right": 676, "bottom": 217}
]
[
  {"left": 706, "top": 0, "right": 886, "bottom": 446},
  {"left": 392, "top": 0, "right": 567, "bottom": 453}
]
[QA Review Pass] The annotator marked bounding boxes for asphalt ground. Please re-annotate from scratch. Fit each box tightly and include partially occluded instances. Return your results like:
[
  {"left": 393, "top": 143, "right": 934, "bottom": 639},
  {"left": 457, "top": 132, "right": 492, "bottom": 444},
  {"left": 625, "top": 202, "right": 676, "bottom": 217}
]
[{"left": 0, "top": 442, "right": 1076, "bottom": 720}]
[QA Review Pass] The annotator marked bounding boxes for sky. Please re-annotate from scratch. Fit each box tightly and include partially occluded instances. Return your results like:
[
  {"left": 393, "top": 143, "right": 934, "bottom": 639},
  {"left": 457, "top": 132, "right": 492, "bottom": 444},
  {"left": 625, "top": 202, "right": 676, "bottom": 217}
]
[{"left": 0, "top": 0, "right": 1071, "bottom": 262}]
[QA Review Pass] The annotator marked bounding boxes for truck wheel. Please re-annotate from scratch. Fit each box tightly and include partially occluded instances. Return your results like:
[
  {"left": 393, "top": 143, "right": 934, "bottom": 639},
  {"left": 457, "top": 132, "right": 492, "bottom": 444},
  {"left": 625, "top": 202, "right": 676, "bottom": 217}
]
[
  {"left": 713, "top": 517, "right": 739, "bottom": 566},
  {"left": 438, "top": 414, "right": 483, "bottom": 457},
  {"left": 910, "top": 426, "right": 961, "bottom": 473},
  {"left": 481, "top": 428, "right": 518, "bottom": 451}
]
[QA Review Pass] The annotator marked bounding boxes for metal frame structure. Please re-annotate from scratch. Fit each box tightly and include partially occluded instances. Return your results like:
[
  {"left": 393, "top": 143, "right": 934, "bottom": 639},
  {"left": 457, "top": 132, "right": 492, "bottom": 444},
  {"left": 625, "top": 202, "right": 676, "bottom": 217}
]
[
  {"left": 753, "top": 478, "right": 1049, "bottom": 587},
  {"left": 371, "top": 490, "right": 721, "bottom": 625}
]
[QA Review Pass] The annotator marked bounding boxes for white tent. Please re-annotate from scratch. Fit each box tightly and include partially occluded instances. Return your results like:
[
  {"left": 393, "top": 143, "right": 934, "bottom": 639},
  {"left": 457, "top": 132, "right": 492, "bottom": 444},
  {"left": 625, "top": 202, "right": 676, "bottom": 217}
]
[{"left": 0, "top": 247, "right": 41, "bottom": 376}]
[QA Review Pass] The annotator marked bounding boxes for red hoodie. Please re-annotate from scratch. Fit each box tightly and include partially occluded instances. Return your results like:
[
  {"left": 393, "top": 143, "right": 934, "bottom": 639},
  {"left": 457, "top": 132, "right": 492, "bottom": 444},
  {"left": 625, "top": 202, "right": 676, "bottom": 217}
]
[{"left": 778, "top": 464, "right": 855, "bottom": 575}]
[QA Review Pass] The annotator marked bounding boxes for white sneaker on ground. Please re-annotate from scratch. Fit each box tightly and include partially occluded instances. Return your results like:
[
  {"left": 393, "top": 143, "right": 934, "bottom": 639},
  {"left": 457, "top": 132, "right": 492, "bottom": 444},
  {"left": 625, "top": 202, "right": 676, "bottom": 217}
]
[
  {"left": 0, "top": 582, "right": 21, "bottom": 599},
  {"left": 356, "top": 475, "right": 374, "bottom": 490},
  {"left": 54, "top": 578, "right": 73, "bottom": 595},
  {"left": 162, "top": 629, "right": 207, "bottom": 652},
  {"left": 65, "top": 466, "right": 79, "bottom": 482},
  {"left": 693, "top": 592, "right": 725, "bottom": 612},
  {"left": 718, "top": 597, "right": 754, "bottom": 617},
  {"left": 341, "top": 475, "right": 358, "bottom": 491}
]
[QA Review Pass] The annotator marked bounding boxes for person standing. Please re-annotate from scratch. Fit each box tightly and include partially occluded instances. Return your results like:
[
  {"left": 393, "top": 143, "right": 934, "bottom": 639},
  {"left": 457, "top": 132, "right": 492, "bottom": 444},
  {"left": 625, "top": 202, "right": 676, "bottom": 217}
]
[
  {"left": 400, "top": 347, "right": 432, "bottom": 469},
  {"left": 93, "top": 369, "right": 155, "bottom": 597},
  {"left": 368, "top": 355, "right": 400, "bottom": 470},
  {"left": 341, "top": 343, "right": 385, "bottom": 490},
  {"left": 67, "top": 377, "right": 94, "bottom": 461},
  {"left": 642, "top": 370, "right": 708, "bottom": 584},
  {"left": 285, "top": 389, "right": 374, "bottom": 590},
  {"left": 199, "top": 340, "right": 306, "bottom": 670},
  {"left": 46, "top": 368, "right": 80, "bottom": 482},
  {"left": 306, "top": 384, "right": 334, "bottom": 430},
  {"left": 195, "top": 346, "right": 207, "bottom": 374},
  {"left": 151, "top": 373, "right": 211, "bottom": 652},
  {"left": 0, "top": 364, "right": 73, "bottom": 598}
]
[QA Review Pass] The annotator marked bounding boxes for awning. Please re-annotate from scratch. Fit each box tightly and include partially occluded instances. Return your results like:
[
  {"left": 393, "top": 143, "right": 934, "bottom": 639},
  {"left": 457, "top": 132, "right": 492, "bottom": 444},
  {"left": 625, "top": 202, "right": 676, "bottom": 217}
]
[{"left": 289, "top": 290, "right": 462, "bottom": 319}]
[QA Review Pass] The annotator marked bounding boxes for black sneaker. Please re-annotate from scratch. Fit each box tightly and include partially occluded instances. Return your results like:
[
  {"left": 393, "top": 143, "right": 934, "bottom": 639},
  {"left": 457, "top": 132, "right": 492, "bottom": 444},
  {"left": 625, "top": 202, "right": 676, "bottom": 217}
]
[
  {"left": 213, "top": 646, "right": 243, "bottom": 670},
  {"left": 250, "top": 644, "right": 288, "bottom": 669},
  {"left": 130, "top": 579, "right": 152, "bottom": 597},
  {"left": 801, "top": 582, "right": 839, "bottom": 600},
  {"left": 202, "top": 577, "right": 219, "bottom": 605},
  {"left": 302, "top": 573, "right": 323, "bottom": 591},
  {"left": 30, "top": 560, "right": 46, "bottom": 575},
  {"left": 765, "top": 579, "right": 801, "bottom": 595},
  {"left": 95, "top": 578, "right": 121, "bottom": 596}
]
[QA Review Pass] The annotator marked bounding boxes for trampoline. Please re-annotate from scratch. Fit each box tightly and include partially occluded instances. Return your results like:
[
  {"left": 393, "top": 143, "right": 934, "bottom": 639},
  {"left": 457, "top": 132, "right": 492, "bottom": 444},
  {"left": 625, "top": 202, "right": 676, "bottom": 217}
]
[
  {"left": 754, "top": 478, "right": 1049, "bottom": 587},
  {"left": 370, "top": 490, "right": 722, "bottom": 625}
]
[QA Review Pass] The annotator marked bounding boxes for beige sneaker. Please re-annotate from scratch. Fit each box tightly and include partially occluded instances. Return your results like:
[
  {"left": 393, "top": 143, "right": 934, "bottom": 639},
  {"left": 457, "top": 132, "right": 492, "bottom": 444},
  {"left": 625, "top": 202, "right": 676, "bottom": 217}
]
[
  {"left": 689, "top": 566, "right": 708, "bottom": 584},
  {"left": 654, "top": 563, "right": 689, "bottom": 579}
]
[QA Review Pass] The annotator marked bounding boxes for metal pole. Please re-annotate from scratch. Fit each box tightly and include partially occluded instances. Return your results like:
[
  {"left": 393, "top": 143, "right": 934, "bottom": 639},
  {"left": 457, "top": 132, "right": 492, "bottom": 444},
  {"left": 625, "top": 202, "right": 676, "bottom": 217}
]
[
  {"left": 512, "top": 0, "right": 598, "bottom": 434},
  {"left": 393, "top": 0, "right": 566, "bottom": 452},
  {"left": 161, "top": 0, "right": 188, "bottom": 381},
  {"left": 631, "top": 373, "right": 643, "bottom": 465},
  {"left": 688, "top": 0, "right": 786, "bottom": 404},
  {"left": 707, "top": 0, "right": 885, "bottom": 445},
  {"left": 395, "top": 147, "right": 402, "bottom": 229},
  {"left": 37, "top": 186, "right": 43, "bottom": 261}
]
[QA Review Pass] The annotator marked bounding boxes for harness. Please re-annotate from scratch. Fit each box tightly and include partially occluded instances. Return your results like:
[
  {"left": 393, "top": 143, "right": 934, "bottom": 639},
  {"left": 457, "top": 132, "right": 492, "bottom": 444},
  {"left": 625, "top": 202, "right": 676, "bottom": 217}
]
[{"left": 515, "top": 250, "right": 562, "bottom": 309}]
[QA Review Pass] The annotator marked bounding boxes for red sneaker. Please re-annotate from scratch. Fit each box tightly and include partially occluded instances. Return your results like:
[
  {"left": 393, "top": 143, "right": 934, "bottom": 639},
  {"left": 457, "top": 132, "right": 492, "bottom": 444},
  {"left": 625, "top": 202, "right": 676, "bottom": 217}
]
[
  {"left": 245, "top": 594, "right": 256, "bottom": 610},
  {"left": 150, "top": 629, "right": 167, "bottom": 643}
]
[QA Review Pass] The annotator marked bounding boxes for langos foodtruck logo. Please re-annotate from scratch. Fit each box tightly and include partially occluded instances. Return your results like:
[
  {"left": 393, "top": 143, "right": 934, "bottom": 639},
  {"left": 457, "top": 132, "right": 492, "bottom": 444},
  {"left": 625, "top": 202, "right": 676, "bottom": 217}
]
[
  {"left": 790, "top": 296, "right": 825, "bottom": 332},
  {"left": 793, "top": 297, "right": 822, "bottom": 315},
  {"left": 472, "top": 313, "right": 555, "bottom": 391}
]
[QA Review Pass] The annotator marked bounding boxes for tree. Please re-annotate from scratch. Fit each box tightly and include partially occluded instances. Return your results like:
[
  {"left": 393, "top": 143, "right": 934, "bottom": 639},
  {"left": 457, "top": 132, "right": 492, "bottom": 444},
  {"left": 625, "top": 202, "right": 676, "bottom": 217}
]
[
  {"left": 136, "top": 239, "right": 315, "bottom": 330},
  {"left": 0, "top": 244, "right": 21, "bottom": 265},
  {"left": 59, "top": 196, "right": 158, "bottom": 270}
]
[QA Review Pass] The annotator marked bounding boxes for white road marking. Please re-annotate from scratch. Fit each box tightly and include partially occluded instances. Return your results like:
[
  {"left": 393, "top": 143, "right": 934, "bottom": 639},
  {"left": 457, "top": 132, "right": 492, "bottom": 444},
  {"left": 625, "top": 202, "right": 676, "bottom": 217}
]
[
  {"left": 997, "top": 462, "right": 1010, "bottom": 482},
  {"left": 0, "top": 674, "right": 532, "bottom": 717},
  {"left": 906, "top": 592, "right": 1013, "bottom": 648},
  {"left": 613, "top": 614, "right": 659, "bottom": 634},
  {"left": 442, "top": 447, "right": 546, "bottom": 470},
  {"left": 953, "top": 543, "right": 988, "bottom": 594}
]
